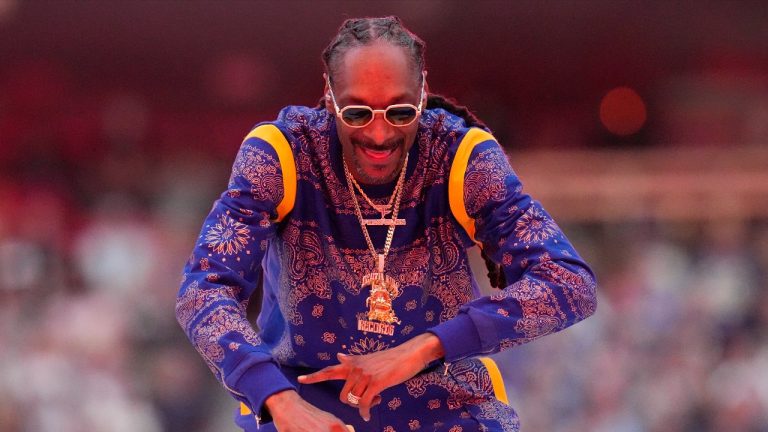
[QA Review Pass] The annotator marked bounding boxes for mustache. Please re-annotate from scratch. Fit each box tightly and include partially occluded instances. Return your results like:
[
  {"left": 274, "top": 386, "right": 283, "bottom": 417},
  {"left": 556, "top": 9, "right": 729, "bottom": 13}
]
[{"left": 352, "top": 136, "right": 404, "bottom": 151}]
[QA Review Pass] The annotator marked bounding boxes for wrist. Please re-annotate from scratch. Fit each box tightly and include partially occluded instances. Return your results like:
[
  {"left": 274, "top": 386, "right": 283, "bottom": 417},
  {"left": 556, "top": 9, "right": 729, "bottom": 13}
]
[
  {"left": 413, "top": 333, "right": 445, "bottom": 366},
  {"left": 264, "top": 389, "right": 298, "bottom": 413}
]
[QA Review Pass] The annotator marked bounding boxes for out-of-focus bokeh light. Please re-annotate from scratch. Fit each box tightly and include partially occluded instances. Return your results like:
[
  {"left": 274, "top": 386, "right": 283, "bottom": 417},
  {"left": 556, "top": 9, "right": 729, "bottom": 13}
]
[{"left": 599, "top": 86, "right": 647, "bottom": 136}]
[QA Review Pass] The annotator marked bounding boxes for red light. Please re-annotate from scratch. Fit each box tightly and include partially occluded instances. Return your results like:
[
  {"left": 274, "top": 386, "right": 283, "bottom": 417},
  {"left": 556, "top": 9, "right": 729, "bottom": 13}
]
[{"left": 599, "top": 87, "right": 647, "bottom": 136}]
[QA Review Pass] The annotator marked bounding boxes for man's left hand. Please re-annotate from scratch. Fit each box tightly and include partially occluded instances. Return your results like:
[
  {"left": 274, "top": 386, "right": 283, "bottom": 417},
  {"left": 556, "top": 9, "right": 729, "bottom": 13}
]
[{"left": 297, "top": 332, "right": 444, "bottom": 422}]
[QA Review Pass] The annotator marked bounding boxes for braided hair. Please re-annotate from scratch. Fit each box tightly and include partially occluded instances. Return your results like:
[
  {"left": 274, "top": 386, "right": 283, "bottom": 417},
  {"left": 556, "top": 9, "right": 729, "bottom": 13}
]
[{"left": 321, "top": 16, "right": 506, "bottom": 289}]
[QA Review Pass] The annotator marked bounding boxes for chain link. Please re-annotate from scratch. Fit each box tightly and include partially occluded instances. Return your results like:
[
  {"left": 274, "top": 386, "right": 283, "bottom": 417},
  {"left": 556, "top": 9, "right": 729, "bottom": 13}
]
[
  {"left": 343, "top": 152, "right": 409, "bottom": 264},
  {"left": 345, "top": 164, "right": 398, "bottom": 217}
]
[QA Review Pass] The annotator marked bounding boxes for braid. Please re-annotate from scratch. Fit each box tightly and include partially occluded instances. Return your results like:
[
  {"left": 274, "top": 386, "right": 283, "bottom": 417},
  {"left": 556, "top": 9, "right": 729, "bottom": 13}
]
[
  {"left": 426, "top": 94, "right": 488, "bottom": 130},
  {"left": 322, "top": 16, "right": 504, "bottom": 289},
  {"left": 425, "top": 94, "right": 503, "bottom": 287},
  {"left": 427, "top": 94, "right": 503, "bottom": 288},
  {"left": 322, "top": 16, "right": 487, "bottom": 131},
  {"left": 322, "top": 16, "right": 425, "bottom": 84},
  {"left": 481, "top": 250, "right": 507, "bottom": 289}
]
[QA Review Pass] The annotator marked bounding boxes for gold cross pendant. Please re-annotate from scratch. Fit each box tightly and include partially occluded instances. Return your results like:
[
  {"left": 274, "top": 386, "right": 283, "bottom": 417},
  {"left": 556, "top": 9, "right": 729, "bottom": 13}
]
[
  {"left": 371, "top": 204, "right": 391, "bottom": 217},
  {"left": 362, "top": 218, "right": 406, "bottom": 226}
]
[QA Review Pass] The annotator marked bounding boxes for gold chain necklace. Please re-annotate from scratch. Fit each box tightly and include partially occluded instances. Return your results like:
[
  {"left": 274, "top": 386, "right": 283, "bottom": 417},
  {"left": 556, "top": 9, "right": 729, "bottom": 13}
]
[
  {"left": 343, "top": 152, "right": 408, "bottom": 264},
  {"left": 346, "top": 167, "right": 398, "bottom": 217},
  {"left": 343, "top": 153, "right": 409, "bottom": 333}
]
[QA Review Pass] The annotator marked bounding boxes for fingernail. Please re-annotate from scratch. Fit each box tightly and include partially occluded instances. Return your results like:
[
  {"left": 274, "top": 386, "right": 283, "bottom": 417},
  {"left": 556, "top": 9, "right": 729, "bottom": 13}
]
[
  {"left": 363, "top": 416, "right": 370, "bottom": 422},
  {"left": 297, "top": 375, "right": 306, "bottom": 381}
]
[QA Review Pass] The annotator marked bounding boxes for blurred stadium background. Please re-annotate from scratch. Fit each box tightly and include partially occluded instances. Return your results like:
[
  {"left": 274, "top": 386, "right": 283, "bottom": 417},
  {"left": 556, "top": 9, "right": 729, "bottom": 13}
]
[{"left": 1, "top": 1, "right": 767, "bottom": 431}]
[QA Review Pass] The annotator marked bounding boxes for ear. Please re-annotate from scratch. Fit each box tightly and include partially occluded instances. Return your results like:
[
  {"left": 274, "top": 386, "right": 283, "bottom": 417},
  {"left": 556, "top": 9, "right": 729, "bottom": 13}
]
[{"left": 323, "top": 73, "right": 334, "bottom": 114}]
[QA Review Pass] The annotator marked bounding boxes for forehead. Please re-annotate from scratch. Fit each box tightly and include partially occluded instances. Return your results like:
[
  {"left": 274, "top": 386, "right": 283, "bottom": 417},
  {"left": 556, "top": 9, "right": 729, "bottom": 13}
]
[{"left": 332, "top": 42, "right": 419, "bottom": 104}]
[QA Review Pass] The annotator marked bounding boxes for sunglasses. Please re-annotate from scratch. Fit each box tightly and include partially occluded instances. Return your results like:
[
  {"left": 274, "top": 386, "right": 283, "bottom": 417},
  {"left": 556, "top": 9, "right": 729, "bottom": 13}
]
[{"left": 326, "top": 72, "right": 426, "bottom": 128}]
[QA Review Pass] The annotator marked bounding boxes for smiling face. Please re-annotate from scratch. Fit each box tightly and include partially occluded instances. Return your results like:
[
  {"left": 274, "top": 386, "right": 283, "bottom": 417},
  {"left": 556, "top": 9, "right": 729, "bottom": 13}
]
[{"left": 326, "top": 41, "right": 424, "bottom": 185}]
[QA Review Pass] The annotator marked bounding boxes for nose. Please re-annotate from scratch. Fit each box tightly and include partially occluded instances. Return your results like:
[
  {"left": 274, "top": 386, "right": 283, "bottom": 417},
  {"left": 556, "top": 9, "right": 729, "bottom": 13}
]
[{"left": 362, "top": 113, "right": 396, "bottom": 146}]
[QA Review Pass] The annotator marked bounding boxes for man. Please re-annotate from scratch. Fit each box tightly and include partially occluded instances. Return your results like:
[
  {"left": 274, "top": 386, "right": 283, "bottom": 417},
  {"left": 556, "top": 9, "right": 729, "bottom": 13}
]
[{"left": 176, "top": 16, "right": 596, "bottom": 432}]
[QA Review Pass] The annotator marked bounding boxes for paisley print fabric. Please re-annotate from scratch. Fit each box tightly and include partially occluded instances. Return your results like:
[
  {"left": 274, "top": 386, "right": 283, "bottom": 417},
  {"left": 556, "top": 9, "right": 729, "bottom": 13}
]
[
  {"left": 236, "top": 359, "right": 520, "bottom": 432},
  {"left": 177, "top": 106, "right": 596, "bottom": 430}
]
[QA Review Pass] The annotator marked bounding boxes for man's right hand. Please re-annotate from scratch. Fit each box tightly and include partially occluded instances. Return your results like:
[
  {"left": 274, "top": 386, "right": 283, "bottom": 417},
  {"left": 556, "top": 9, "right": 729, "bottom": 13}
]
[{"left": 265, "top": 389, "right": 350, "bottom": 431}]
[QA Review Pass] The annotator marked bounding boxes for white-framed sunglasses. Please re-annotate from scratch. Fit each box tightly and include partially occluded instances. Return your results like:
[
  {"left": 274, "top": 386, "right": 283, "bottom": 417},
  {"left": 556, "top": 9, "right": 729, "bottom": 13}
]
[{"left": 326, "top": 72, "right": 426, "bottom": 128}]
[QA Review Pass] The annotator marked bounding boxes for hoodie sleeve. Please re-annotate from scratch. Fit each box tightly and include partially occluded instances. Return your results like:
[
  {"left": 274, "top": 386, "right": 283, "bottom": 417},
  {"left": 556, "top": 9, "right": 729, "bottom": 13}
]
[
  {"left": 429, "top": 128, "right": 597, "bottom": 362},
  {"left": 175, "top": 124, "right": 296, "bottom": 417}
]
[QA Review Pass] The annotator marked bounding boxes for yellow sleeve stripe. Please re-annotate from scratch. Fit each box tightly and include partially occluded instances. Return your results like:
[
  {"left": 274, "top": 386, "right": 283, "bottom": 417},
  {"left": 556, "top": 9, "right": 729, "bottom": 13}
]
[
  {"left": 448, "top": 128, "right": 497, "bottom": 246},
  {"left": 479, "top": 356, "right": 510, "bottom": 405},
  {"left": 243, "top": 124, "right": 297, "bottom": 222},
  {"left": 239, "top": 402, "right": 252, "bottom": 415}
]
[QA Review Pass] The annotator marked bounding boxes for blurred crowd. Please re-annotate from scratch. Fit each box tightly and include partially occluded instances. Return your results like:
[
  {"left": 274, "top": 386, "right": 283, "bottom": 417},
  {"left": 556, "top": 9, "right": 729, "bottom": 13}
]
[
  {"left": 2, "top": 2, "right": 768, "bottom": 431},
  {"left": 0, "top": 62, "right": 236, "bottom": 430},
  {"left": 504, "top": 221, "right": 768, "bottom": 431}
]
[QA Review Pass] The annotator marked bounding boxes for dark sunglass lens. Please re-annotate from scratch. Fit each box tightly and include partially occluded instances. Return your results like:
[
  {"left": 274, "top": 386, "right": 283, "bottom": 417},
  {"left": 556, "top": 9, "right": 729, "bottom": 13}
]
[
  {"left": 386, "top": 107, "right": 417, "bottom": 125},
  {"left": 341, "top": 108, "right": 373, "bottom": 126}
]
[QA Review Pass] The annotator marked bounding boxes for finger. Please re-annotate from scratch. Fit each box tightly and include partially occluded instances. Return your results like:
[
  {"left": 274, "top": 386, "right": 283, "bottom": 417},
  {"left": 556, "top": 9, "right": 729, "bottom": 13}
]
[
  {"left": 371, "top": 395, "right": 382, "bottom": 407},
  {"left": 298, "top": 364, "right": 348, "bottom": 384},
  {"left": 356, "top": 380, "right": 378, "bottom": 422},
  {"left": 337, "top": 352, "right": 356, "bottom": 363},
  {"left": 345, "top": 368, "right": 371, "bottom": 410},
  {"left": 339, "top": 367, "right": 362, "bottom": 405}
]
